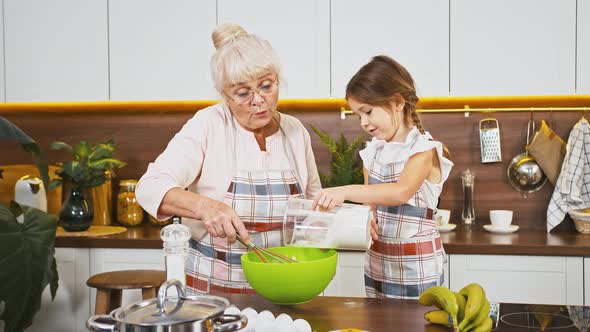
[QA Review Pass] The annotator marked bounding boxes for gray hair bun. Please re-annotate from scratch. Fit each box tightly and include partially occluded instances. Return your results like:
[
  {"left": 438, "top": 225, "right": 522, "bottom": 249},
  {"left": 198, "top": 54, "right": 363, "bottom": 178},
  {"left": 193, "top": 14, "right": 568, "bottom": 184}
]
[{"left": 212, "top": 23, "right": 249, "bottom": 50}]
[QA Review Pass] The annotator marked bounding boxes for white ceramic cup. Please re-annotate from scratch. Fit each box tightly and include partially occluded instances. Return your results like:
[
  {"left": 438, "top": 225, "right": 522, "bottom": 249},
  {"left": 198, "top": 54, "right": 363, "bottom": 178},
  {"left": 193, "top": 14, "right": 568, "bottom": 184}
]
[
  {"left": 489, "top": 210, "right": 513, "bottom": 228},
  {"left": 434, "top": 209, "right": 451, "bottom": 226}
]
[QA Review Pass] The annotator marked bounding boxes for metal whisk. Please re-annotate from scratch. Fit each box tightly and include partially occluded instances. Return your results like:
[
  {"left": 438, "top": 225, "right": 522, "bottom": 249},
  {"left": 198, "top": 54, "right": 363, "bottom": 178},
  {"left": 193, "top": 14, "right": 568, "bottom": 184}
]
[{"left": 236, "top": 235, "right": 297, "bottom": 263}]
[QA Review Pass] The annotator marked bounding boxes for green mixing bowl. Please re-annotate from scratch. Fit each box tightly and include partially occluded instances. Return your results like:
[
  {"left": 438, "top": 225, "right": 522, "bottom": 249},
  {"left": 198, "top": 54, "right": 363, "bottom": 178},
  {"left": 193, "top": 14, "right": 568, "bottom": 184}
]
[{"left": 241, "top": 246, "right": 337, "bottom": 305}]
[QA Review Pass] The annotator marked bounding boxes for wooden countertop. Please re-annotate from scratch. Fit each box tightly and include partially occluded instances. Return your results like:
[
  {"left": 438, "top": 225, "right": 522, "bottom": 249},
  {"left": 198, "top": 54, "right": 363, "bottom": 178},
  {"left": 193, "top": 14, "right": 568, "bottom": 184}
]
[
  {"left": 55, "top": 224, "right": 590, "bottom": 256},
  {"left": 439, "top": 227, "right": 590, "bottom": 256},
  {"left": 219, "top": 294, "right": 583, "bottom": 331}
]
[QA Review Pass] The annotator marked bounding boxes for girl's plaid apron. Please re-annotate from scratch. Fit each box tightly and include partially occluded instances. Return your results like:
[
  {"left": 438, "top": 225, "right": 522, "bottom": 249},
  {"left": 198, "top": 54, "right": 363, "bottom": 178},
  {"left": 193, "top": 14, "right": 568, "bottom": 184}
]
[
  {"left": 364, "top": 147, "right": 446, "bottom": 299},
  {"left": 186, "top": 116, "right": 304, "bottom": 295}
]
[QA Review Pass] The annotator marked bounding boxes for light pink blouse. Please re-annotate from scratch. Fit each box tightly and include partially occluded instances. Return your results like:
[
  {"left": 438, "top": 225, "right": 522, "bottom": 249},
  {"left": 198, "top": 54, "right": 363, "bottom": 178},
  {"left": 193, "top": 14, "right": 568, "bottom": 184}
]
[{"left": 136, "top": 103, "right": 322, "bottom": 222}]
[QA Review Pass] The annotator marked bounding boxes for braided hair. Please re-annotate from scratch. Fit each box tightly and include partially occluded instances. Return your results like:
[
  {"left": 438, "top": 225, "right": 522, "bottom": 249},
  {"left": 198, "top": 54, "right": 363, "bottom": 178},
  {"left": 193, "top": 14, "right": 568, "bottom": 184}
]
[{"left": 346, "top": 55, "right": 451, "bottom": 160}]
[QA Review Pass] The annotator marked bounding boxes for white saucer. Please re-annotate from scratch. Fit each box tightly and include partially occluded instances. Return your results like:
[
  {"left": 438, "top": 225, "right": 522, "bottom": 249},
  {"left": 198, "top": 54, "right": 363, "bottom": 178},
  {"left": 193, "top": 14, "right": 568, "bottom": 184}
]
[
  {"left": 437, "top": 223, "right": 457, "bottom": 232},
  {"left": 483, "top": 224, "right": 519, "bottom": 234}
]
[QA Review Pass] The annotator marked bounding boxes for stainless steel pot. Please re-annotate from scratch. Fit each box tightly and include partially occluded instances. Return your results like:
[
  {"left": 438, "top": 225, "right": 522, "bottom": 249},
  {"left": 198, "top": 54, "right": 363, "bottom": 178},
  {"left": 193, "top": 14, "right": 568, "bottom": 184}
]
[
  {"left": 507, "top": 119, "right": 548, "bottom": 198},
  {"left": 86, "top": 280, "right": 247, "bottom": 332}
]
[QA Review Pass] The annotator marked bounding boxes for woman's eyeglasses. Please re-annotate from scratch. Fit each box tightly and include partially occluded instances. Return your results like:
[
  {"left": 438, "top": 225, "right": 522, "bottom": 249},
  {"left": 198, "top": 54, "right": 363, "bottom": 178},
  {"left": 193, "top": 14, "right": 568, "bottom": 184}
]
[{"left": 226, "top": 79, "right": 279, "bottom": 105}]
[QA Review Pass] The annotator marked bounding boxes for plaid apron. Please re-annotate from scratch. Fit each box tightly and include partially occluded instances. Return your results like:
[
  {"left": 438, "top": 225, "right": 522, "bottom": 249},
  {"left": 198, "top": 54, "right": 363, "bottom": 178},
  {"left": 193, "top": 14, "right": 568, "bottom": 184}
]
[
  {"left": 364, "top": 147, "right": 446, "bottom": 299},
  {"left": 186, "top": 116, "right": 304, "bottom": 295}
]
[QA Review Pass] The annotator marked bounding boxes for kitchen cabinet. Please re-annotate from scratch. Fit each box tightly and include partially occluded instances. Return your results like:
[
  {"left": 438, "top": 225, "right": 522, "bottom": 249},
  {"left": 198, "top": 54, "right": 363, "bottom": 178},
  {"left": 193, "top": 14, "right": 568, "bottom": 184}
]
[
  {"left": 449, "top": 254, "right": 584, "bottom": 305},
  {"left": 324, "top": 251, "right": 365, "bottom": 297},
  {"left": 0, "top": 7, "right": 5, "bottom": 103},
  {"left": 585, "top": 258, "right": 590, "bottom": 306},
  {"left": 108, "top": 0, "right": 216, "bottom": 101},
  {"left": 331, "top": 0, "right": 449, "bottom": 98},
  {"left": 26, "top": 248, "right": 91, "bottom": 332},
  {"left": 89, "top": 248, "right": 164, "bottom": 310},
  {"left": 4, "top": 0, "right": 109, "bottom": 102},
  {"left": 10, "top": 247, "right": 586, "bottom": 330},
  {"left": 450, "top": 0, "right": 576, "bottom": 96},
  {"left": 578, "top": 0, "right": 590, "bottom": 94},
  {"left": 324, "top": 251, "right": 450, "bottom": 297},
  {"left": 217, "top": 0, "right": 330, "bottom": 98}
]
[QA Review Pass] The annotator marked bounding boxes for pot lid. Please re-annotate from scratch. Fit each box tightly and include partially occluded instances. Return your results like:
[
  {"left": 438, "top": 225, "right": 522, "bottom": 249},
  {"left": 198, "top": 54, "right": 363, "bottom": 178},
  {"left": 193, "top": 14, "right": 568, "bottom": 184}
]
[{"left": 113, "top": 280, "right": 228, "bottom": 326}]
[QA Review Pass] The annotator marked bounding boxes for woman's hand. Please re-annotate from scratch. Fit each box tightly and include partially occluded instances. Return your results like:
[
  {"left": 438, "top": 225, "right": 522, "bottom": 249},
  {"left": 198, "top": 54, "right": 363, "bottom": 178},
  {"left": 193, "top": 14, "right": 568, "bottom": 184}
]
[
  {"left": 200, "top": 198, "right": 250, "bottom": 243},
  {"left": 312, "top": 187, "right": 348, "bottom": 211}
]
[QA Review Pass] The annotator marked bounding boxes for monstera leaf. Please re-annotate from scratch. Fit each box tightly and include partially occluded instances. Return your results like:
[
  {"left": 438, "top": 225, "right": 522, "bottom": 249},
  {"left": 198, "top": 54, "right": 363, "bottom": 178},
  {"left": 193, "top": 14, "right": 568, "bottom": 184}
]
[
  {"left": 0, "top": 203, "right": 58, "bottom": 332},
  {"left": 0, "top": 116, "right": 59, "bottom": 332}
]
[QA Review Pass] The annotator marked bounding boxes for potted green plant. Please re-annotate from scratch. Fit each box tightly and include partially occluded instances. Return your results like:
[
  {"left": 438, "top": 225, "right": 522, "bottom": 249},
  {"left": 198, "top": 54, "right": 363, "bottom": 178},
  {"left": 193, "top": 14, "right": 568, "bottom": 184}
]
[
  {"left": 310, "top": 125, "right": 366, "bottom": 188},
  {"left": 0, "top": 116, "right": 59, "bottom": 332},
  {"left": 51, "top": 140, "right": 126, "bottom": 231}
]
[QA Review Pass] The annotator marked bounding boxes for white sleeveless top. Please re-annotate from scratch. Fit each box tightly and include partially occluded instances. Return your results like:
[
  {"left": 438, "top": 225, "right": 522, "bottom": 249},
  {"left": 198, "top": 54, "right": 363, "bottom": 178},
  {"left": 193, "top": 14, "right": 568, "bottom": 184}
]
[{"left": 359, "top": 127, "right": 454, "bottom": 209}]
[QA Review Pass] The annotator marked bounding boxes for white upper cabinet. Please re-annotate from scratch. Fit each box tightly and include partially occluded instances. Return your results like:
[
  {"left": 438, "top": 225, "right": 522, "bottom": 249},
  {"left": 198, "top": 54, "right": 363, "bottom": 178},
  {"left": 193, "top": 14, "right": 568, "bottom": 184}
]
[
  {"left": 451, "top": 0, "right": 576, "bottom": 96},
  {"left": 578, "top": 0, "right": 590, "bottom": 94},
  {"left": 331, "top": 0, "right": 449, "bottom": 98},
  {"left": 4, "top": 0, "right": 108, "bottom": 102},
  {"left": 109, "top": 0, "right": 217, "bottom": 101},
  {"left": 218, "top": 0, "right": 330, "bottom": 98},
  {"left": 0, "top": 2, "right": 5, "bottom": 102}
]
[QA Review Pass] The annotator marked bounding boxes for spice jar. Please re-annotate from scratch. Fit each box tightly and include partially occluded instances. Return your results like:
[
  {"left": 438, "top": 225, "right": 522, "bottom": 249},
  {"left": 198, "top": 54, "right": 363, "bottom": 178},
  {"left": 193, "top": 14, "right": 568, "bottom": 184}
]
[{"left": 117, "top": 179, "right": 144, "bottom": 226}]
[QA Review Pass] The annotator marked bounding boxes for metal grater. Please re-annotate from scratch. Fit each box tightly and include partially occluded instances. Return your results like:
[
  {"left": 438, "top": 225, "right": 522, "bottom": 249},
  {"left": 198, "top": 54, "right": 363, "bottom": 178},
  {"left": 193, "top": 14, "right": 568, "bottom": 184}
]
[{"left": 479, "top": 118, "right": 502, "bottom": 163}]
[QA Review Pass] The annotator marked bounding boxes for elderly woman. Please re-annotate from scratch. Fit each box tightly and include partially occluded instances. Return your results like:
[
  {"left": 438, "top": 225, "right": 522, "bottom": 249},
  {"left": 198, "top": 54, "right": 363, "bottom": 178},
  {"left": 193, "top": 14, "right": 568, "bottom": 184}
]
[{"left": 136, "top": 23, "right": 321, "bottom": 295}]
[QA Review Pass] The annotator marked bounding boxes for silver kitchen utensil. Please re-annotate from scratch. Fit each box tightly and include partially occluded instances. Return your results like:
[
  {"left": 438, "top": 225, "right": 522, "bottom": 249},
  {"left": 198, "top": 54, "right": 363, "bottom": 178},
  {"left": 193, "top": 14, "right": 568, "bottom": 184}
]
[
  {"left": 86, "top": 279, "right": 247, "bottom": 332},
  {"left": 506, "top": 119, "right": 548, "bottom": 198},
  {"left": 479, "top": 117, "right": 502, "bottom": 163},
  {"left": 236, "top": 234, "right": 297, "bottom": 263}
]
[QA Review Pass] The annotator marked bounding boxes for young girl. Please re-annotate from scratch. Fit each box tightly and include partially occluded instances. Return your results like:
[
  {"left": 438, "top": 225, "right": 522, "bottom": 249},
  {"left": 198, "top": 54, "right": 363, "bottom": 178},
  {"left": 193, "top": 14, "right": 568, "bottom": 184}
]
[{"left": 312, "top": 55, "right": 453, "bottom": 299}]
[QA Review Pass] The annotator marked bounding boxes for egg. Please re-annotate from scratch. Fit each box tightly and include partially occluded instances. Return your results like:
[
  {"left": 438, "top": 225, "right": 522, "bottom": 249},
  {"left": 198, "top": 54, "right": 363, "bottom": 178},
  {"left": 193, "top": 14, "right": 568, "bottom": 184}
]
[
  {"left": 240, "top": 307, "right": 258, "bottom": 319},
  {"left": 275, "top": 313, "right": 293, "bottom": 325},
  {"left": 239, "top": 307, "right": 258, "bottom": 332},
  {"left": 258, "top": 310, "right": 275, "bottom": 323},
  {"left": 243, "top": 317, "right": 257, "bottom": 332},
  {"left": 276, "top": 320, "right": 297, "bottom": 332},
  {"left": 255, "top": 319, "right": 276, "bottom": 332},
  {"left": 224, "top": 306, "right": 241, "bottom": 315},
  {"left": 242, "top": 307, "right": 258, "bottom": 325},
  {"left": 293, "top": 318, "right": 312, "bottom": 332}
]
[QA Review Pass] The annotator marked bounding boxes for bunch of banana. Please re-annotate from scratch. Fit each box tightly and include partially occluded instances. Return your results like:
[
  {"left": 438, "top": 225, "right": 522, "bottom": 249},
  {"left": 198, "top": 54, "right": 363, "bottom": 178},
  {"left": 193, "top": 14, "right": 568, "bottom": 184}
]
[
  {"left": 419, "top": 283, "right": 492, "bottom": 332},
  {"left": 418, "top": 286, "right": 459, "bottom": 329}
]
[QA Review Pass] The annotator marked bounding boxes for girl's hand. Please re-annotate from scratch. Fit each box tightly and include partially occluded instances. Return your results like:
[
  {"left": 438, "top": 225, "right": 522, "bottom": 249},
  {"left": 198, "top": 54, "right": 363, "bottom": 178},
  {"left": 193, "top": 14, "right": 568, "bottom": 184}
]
[
  {"left": 201, "top": 199, "right": 249, "bottom": 243},
  {"left": 312, "top": 187, "right": 347, "bottom": 211},
  {"left": 369, "top": 218, "right": 378, "bottom": 241}
]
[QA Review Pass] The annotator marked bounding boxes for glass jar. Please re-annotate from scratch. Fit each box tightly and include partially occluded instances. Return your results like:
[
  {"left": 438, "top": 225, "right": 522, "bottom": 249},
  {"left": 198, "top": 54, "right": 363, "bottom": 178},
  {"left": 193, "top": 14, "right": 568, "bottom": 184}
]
[{"left": 117, "top": 179, "right": 144, "bottom": 226}]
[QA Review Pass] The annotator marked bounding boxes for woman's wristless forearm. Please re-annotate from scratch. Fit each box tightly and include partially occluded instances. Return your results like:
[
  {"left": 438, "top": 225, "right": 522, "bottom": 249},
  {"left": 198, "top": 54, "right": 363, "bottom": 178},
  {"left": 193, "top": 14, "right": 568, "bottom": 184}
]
[{"left": 159, "top": 188, "right": 208, "bottom": 220}]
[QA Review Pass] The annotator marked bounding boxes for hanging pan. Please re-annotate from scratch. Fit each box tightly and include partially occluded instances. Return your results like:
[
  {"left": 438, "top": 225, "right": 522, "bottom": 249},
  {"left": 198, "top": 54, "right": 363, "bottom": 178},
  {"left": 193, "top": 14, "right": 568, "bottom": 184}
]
[{"left": 506, "top": 119, "right": 548, "bottom": 198}]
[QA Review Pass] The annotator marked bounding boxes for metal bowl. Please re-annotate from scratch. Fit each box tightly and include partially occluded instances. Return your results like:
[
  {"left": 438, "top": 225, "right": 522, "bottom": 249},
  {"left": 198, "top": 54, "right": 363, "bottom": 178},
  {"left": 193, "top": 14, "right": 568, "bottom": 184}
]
[{"left": 507, "top": 152, "right": 548, "bottom": 195}]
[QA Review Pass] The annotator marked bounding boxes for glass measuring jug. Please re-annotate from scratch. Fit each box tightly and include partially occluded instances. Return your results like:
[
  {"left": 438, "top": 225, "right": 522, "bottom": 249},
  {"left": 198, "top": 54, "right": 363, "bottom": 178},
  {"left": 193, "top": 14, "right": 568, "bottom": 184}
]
[{"left": 282, "top": 197, "right": 372, "bottom": 250}]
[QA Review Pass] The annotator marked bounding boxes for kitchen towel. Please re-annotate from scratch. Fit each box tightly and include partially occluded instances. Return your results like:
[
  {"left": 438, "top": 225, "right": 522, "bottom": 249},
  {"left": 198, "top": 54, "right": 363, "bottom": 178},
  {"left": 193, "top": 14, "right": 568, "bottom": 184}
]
[
  {"left": 527, "top": 120, "right": 566, "bottom": 186},
  {"left": 546, "top": 118, "right": 590, "bottom": 232}
]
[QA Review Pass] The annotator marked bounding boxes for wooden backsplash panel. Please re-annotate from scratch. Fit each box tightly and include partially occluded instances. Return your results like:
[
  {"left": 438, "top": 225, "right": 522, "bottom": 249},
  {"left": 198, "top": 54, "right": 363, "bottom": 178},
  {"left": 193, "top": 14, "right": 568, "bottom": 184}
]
[{"left": 1, "top": 109, "right": 584, "bottom": 231}]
